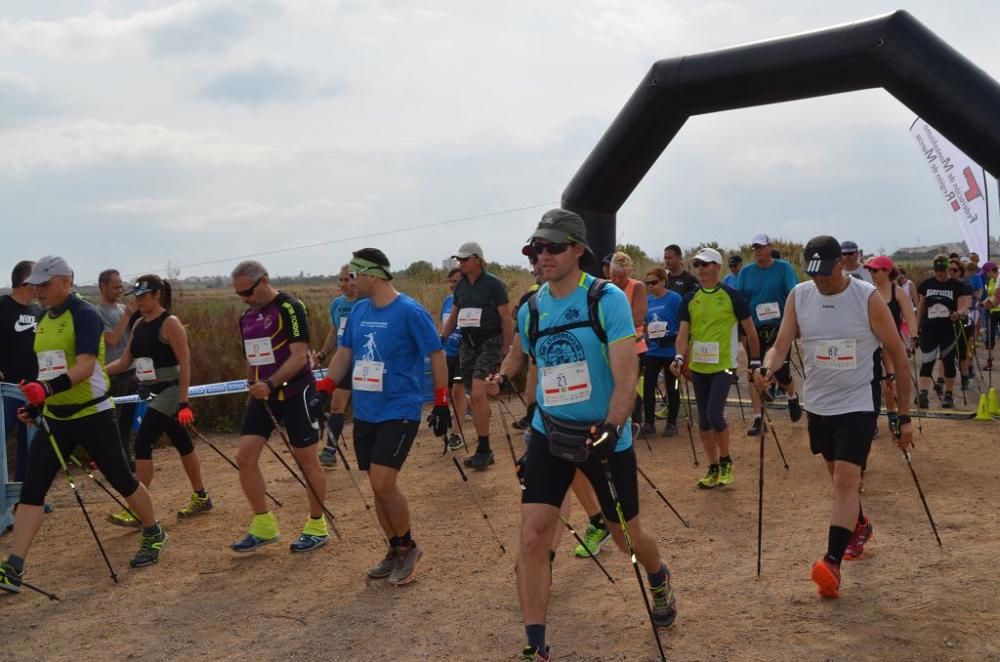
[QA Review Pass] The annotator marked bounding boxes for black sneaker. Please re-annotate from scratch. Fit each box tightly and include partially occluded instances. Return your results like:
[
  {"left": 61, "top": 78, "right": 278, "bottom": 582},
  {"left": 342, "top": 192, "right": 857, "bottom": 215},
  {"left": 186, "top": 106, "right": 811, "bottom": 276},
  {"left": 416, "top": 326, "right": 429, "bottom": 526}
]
[
  {"left": 650, "top": 566, "right": 678, "bottom": 629},
  {"left": 787, "top": 396, "right": 802, "bottom": 423},
  {"left": 917, "top": 390, "right": 929, "bottom": 410},
  {"left": 130, "top": 526, "right": 168, "bottom": 568},
  {"left": 463, "top": 452, "right": 495, "bottom": 471},
  {"left": 512, "top": 416, "right": 530, "bottom": 431},
  {"left": 640, "top": 422, "right": 656, "bottom": 436},
  {"left": 747, "top": 417, "right": 763, "bottom": 436},
  {"left": 520, "top": 645, "right": 551, "bottom": 661},
  {"left": 367, "top": 547, "right": 399, "bottom": 579},
  {"left": 662, "top": 423, "right": 678, "bottom": 437},
  {"left": 942, "top": 392, "right": 954, "bottom": 409}
]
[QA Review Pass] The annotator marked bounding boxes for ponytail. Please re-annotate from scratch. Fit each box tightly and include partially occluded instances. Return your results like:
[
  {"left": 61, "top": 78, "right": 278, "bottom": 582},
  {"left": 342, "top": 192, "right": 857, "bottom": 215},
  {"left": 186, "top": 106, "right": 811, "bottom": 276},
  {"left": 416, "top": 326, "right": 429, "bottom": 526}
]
[{"left": 161, "top": 280, "right": 173, "bottom": 310}]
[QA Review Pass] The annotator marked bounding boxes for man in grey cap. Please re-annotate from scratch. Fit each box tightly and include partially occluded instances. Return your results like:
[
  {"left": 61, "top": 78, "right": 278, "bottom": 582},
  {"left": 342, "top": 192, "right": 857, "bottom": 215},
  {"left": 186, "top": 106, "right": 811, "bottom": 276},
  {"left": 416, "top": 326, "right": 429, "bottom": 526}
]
[
  {"left": 489, "top": 209, "right": 676, "bottom": 660},
  {"left": 440, "top": 241, "right": 512, "bottom": 470},
  {"left": 840, "top": 241, "right": 872, "bottom": 283}
]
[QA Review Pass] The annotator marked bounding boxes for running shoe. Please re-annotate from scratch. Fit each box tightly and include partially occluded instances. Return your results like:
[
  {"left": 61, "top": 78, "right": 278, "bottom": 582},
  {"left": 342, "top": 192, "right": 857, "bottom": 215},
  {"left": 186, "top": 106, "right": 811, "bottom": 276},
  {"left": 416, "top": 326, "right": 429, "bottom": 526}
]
[
  {"left": 844, "top": 517, "right": 874, "bottom": 561},
  {"left": 129, "top": 526, "right": 168, "bottom": 568},
  {"left": 810, "top": 557, "right": 841, "bottom": 598},
  {"left": 177, "top": 493, "right": 213, "bottom": 519},
  {"left": 942, "top": 392, "right": 954, "bottom": 409},
  {"left": 917, "top": 390, "right": 929, "bottom": 410},
  {"left": 650, "top": 565, "right": 678, "bottom": 629},
  {"left": 107, "top": 508, "right": 141, "bottom": 528},
  {"left": 0, "top": 561, "right": 22, "bottom": 594},
  {"left": 747, "top": 417, "right": 763, "bottom": 437},
  {"left": 447, "top": 433, "right": 463, "bottom": 452},
  {"left": 574, "top": 523, "right": 611, "bottom": 558},
  {"left": 319, "top": 447, "right": 338, "bottom": 467},
  {"left": 763, "top": 385, "right": 776, "bottom": 403},
  {"left": 640, "top": 422, "right": 656, "bottom": 436},
  {"left": 464, "top": 451, "right": 494, "bottom": 471},
  {"left": 697, "top": 465, "right": 720, "bottom": 489},
  {"left": 787, "top": 396, "right": 803, "bottom": 423},
  {"left": 231, "top": 533, "right": 280, "bottom": 553},
  {"left": 290, "top": 533, "right": 330, "bottom": 554},
  {"left": 520, "top": 645, "right": 551, "bottom": 661},
  {"left": 388, "top": 543, "right": 422, "bottom": 586},
  {"left": 367, "top": 546, "right": 399, "bottom": 579},
  {"left": 717, "top": 460, "right": 734, "bottom": 486},
  {"left": 662, "top": 423, "right": 678, "bottom": 437},
  {"left": 512, "top": 416, "right": 530, "bottom": 431},
  {"left": 655, "top": 405, "right": 669, "bottom": 420}
]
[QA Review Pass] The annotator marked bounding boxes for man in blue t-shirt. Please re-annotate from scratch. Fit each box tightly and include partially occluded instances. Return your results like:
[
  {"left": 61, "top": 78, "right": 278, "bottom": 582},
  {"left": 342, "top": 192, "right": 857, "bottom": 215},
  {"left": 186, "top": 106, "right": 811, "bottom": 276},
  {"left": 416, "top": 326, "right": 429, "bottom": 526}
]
[
  {"left": 722, "top": 254, "right": 742, "bottom": 288},
  {"left": 488, "top": 209, "right": 676, "bottom": 661},
  {"left": 318, "top": 248, "right": 450, "bottom": 588},
  {"left": 316, "top": 265, "right": 361, "bottom": 466},
  {"left": 736, "top": 234, "right": 802, "bottom": 435},
  {"left": 439, "top": 267, "right": 469, "bottom": 451}
]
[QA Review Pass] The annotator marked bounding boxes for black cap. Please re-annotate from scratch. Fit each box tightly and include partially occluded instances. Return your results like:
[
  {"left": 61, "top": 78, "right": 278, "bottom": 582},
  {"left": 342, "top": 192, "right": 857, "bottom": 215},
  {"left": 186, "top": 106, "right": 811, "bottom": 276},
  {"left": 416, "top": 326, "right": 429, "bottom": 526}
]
[
  {"left": 727, "top": 255, "right": 743, "bottom": 266},
  {"left": 803, "top": 236, "right": 842, "bottom": 276},
  {"left": 126, "top": 277, "right": 162, "bottom": 296}
]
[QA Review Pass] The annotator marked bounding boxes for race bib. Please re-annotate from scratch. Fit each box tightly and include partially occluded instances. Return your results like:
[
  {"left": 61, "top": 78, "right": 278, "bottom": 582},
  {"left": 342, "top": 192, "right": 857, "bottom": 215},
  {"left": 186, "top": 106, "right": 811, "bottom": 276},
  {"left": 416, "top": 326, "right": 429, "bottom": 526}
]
[
  {"left": 37, "top": 350, "right": 68, "bottom": 381},
  {"left": 927, "top": 303, "right": 950, "bottom": 320},
  {"left": 756, "top": 302, "right": 781, "bottom": 322},
  {"left": 692, "top": 341, "right": 720, "bottom": 364},
  {"left": 814, "top": 339, "right": 856, "bottom": 370},
  {"left": 352, "top": 360, "right": 384, "bottom": 392},
  {"left": 244, "top": 338, "right": 275, "bottom": 366},
  {"left": 457, "top": 308, "right": 483, "bottom": 328},
  {"left": 134, "top": 357, "right": 156, "bottom": 382},
  {"left": 541, "top": 361, "right": 592, "bottom": 406},
  {"left": 647, "top": 320, "right": 668, "bottom": 339}
]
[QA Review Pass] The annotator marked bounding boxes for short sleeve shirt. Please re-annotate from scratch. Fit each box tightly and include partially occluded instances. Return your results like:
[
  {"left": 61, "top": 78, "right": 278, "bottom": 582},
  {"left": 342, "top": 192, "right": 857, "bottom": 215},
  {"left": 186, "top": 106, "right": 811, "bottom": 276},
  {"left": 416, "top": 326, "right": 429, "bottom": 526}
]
[
  {"left": 736, "top": 259, "right": 799, "bottom": 327},
  {"left": 666, "top": 270, "right": 699, "bottom": 298},
  {"left": 917, "top": 277, "right": 970, "bottom": 326},
  {"left": 440, "top": 294, "right": 461, "bottom": 358},
  {"left": 97, "top": 302, "right": 130, "bottom": 363},
  {"left": 239, "top": 292, "right": 313, "bottom": 396},
  {"left": 342, "top": 294, "right": 442, "bottom": 422},
  {"left": 453, "top": 271, "right": 509, "bottom": 338},
  {"left": 329, "top": 295, "right": 358, "bottom": 345},
  {"left": 518, "top": 274, "right": 635, "bottom": 453},
  {"left": 645, "top": 290, "right": 682, "bottom": 359},
  {"left": 0, "top": 295, "right": 42, "bottom": 382},
  {"left": 680, "top": 285, "right": 751, "bottom": 374}
]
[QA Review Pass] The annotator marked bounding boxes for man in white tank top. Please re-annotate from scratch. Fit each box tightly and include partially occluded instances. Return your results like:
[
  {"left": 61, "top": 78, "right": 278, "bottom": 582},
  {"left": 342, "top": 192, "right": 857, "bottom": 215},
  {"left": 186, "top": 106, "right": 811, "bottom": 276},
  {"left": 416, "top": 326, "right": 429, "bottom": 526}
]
[{"left": 753, "top": 235, "right": 913, "bottom": 600}]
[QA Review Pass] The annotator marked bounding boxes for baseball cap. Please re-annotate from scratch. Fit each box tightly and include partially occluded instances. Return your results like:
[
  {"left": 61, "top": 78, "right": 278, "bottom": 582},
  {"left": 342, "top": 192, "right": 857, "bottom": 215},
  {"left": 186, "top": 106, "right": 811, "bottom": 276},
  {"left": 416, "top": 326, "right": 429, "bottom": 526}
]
[
  {"left": 601, "top": 252, "right": 614, "bottom": 264},
  {"left": 126, "top": 277, "right": 162, "bottom": 296},
  {"left": 523, "top": 209, "right": 595, "bottom": 260},
  {"left": 750, "top": 234, "right": 770, "bottom": 247},
  {"left": 728, "top": 254, "right": 743, "bottom": 266},
  {"left": 840, "top": 240, "right": 860, "bottom": 254},
  {"left": 803, "top": 236, "right": 842, "bottom": 276},
  {"left": 932, "top": 257, "right": 950, "bottom": 271},
  {"left": 692, "top": 247, "right": 723, "bottom": 265},
  {"left": 863, "top": 255, "right": 894, "bottom": 272},
  {"left": 24, "top": 256, "right": 73, "bottom": 285},
  {"left": 452, "top": 242, "right": 484, "bottom": 260},
  {"left": 981, "top": 261, "right": 997, "bottom": 272}
]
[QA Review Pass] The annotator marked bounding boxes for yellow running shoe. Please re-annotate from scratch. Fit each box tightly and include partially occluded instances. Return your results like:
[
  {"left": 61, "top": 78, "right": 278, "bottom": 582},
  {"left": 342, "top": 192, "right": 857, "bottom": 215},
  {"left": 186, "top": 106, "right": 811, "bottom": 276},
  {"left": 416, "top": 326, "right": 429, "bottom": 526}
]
[
  {"left": 177, "top": 492, "right": 214, "bottom": 519},
  {"left": 107, "top": 508, "right": 141, "bottom": 528}
]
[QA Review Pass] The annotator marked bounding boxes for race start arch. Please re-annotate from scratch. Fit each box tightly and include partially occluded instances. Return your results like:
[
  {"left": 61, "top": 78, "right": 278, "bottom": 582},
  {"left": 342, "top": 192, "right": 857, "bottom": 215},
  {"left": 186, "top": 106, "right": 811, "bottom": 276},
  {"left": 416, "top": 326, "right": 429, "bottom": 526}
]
[{"left": 563, "top": 10, "right": 1000, "bottom": 268}]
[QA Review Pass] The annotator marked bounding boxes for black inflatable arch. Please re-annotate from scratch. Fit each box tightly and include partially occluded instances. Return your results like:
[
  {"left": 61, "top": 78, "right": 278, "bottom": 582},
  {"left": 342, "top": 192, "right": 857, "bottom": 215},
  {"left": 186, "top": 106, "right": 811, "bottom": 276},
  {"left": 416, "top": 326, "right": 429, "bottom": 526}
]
[{"left": 563, "top": 10, "right": 1000, "bottom": 270}]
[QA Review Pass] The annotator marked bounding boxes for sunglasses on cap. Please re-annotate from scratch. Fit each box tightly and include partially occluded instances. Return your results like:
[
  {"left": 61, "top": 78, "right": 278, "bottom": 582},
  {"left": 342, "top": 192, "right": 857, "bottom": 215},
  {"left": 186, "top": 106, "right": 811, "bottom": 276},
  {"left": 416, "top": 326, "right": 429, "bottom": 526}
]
[
  {"left": 235, "top": 276, "right": 263, "bottom": 298},
  {"left": 529, "top": 240, "right": 572, "bottom": 256}
]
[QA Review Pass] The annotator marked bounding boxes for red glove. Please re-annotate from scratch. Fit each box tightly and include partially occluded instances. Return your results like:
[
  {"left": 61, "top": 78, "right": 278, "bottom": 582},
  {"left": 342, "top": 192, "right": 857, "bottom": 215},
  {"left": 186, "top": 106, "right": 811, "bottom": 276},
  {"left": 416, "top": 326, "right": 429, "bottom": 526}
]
[
  {"left": 177, "top": 402, "right": 194, "bottom": 425},
  {"left": 434, "top": 387, "right": 449, "bottom": 407},
  {"left": 316, "top": 377, "right": 337, "bottom": 396},
  {"left": 19, "top": 380, "right": 49, "bottom": 406}
]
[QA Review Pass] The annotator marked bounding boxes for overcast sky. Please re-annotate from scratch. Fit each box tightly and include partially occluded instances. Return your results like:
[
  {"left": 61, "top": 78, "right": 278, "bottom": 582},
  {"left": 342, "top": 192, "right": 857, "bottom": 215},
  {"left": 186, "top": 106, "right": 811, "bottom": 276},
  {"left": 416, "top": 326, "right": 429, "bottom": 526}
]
[{"left": 2, "top": 0, "right": 998, "bottom": 286}]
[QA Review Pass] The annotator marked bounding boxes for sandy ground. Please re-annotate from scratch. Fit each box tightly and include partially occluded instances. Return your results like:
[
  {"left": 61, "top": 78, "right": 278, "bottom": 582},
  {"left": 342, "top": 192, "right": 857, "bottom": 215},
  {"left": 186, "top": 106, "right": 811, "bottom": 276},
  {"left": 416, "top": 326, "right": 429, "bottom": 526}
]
[{"left": 1, "top": 382, "right": 999, "bottom": 662}]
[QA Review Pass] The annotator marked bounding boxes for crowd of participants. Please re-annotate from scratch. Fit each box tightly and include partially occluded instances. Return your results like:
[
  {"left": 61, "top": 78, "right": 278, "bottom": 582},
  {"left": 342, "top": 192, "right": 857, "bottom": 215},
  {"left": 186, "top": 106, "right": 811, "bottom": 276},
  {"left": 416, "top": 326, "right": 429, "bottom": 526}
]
[{"left": 1, "top": 212, "right": 999, "bottom": 661}]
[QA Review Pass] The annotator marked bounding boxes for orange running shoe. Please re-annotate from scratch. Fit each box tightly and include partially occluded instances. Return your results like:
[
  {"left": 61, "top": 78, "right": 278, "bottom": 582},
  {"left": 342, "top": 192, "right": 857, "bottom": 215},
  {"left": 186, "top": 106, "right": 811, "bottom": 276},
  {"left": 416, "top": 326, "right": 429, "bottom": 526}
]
[
  {"left": 810, "top": 558, "right": 841, "bottom": 598},
  {"left": 844, "top": 517, "right": 874, "bottom": 561}
]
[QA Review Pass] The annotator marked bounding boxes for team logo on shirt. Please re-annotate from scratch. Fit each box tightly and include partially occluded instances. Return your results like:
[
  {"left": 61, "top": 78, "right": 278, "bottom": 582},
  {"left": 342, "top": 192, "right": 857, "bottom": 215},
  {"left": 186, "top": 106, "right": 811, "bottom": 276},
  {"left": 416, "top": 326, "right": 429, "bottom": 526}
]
[{"left": 361, "top": 332, "right": 382, "bottom": 361}]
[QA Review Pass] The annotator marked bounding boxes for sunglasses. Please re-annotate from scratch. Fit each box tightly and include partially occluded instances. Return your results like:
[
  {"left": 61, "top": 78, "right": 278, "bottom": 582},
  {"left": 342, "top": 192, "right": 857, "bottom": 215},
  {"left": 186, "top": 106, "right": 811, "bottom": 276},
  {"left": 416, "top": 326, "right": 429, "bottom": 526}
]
[
  {"left": 456, "top": 256, "right": 475, "bottom": 263},
  {"left": 235, "top": 276, "right": 263, "bottom": 298},
  {"left": 644, "top": 280, "right": 659, "bottom": 286},
  {"left": 692, "top": 260, "right": 714, "bottom": 268},
  {"left": 529, "top": 241, "right": 572, "bottom": 256},
  {"left": 843, "top": 251, "right": 858, "bottom": 256}
]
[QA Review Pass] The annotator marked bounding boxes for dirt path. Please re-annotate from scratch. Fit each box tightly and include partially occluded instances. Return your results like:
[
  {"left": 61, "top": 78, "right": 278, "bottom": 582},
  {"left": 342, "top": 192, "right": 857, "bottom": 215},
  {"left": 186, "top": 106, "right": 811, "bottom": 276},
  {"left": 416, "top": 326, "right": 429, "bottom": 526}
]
[{"left": 2, "top": 401, "right": 999, "bottom": 661}]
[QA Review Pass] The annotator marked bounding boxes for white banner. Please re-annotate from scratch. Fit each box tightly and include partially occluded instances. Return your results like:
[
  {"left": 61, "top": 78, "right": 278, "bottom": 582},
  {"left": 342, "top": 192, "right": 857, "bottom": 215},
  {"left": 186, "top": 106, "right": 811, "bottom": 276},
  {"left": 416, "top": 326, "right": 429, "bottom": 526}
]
[{"left": 910, "top": 119, "right": 990, "bottom": 260}]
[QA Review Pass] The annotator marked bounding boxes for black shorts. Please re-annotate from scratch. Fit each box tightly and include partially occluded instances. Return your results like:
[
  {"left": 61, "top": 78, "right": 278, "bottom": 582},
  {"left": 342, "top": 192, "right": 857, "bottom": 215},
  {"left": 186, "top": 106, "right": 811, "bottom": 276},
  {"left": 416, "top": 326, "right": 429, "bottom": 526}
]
[
  {"left": 240, "top": 385, "right": 320, "bottom": 448},
  {"left": 353, "top": 419, "right": 420, "bottom": 471},
  {"left": 806, "top": 410, "right": 877, "bottom": 467},
  {"left": 757, "top": 325, "right": 792, "bottom": 385},
  {"left": 446, "top": 354, "right": 461, "bottom": 386},
  {"left": 521, "top": 429, "right": 640, "bottom": 522},
  {"left": 460, "top": 334, "right": 504, "bottom": 384}
]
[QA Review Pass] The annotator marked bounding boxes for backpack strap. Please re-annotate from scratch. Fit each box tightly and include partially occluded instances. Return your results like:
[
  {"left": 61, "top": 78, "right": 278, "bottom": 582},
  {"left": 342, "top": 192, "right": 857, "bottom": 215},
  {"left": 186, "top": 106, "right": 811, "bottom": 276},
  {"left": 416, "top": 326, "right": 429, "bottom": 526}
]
[{"left": 526, "top": 278, "right": 609, "bottom": 360}]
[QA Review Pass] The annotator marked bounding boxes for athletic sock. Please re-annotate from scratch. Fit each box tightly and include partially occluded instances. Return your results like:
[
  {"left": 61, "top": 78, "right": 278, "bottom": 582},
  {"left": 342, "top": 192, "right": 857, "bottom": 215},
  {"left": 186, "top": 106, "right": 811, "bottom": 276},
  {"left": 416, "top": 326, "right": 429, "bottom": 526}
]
[
  {"left": 589, "top": 512, "right": 607, "bottom": 530},
  {"left": 388, "top": 535, "right": 402, "bottom": 548},
  {"left": 476, "top": 435, "right": 491, "bottom": 455},
  {"left": 787, "top": 394, "right": 798, "bottom": 401},
  {"left": 548, "top": 550, "right": 556, "bottom": 564},
  {"left": 826, "top": 525, "right": 853, "bottom": 564},
  {"left": 646, "top": 562, "right": 667, "bottom": 589},
  {"left": 327, "top": 414, "right": 345, "bottom": 447},
  {"left": 143, "top": 523, "right": 162, "bottom": 537},
  {"left": 195, "top": 488, "right": 207, "bottom": 499},
  {"left": 719, "top": 455, "right": 732, "bottom": 466},
  {"left": 399, "top": 530, "right": 412, "bottom": 546},
  {"left": 303, "top": 515, "right": 327, "bottom": 537},
  {"left": 6, "top": 554, "right": 24, "bottom": 574},
  {"left": 525, "top": 624, "right": 546, "bottom": 653}
]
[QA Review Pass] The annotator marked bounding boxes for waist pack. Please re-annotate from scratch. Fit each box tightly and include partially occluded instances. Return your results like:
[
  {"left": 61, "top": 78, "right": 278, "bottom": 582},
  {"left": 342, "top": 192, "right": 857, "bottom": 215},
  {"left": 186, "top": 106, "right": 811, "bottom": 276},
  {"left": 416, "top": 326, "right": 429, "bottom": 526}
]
[
  {"left": 137, "top": 379, "right": 180, "bottom": 401},
  {"left": 46, "top": 392, "right": 113, "bottom": 418},
  {"left": 540, "top": 408, "right": 599, "bottom": 463}
]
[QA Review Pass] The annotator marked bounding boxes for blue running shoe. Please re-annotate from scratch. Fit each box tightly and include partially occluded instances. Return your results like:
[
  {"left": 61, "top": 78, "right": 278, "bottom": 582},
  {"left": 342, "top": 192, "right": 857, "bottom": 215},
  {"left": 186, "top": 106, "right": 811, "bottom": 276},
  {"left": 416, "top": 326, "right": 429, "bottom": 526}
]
[
  {"left": 290, "top": 533, "right": 330, "bottom": 554},
  {"left": 231, "top": 533, "right": 280, "bottom": 553}
]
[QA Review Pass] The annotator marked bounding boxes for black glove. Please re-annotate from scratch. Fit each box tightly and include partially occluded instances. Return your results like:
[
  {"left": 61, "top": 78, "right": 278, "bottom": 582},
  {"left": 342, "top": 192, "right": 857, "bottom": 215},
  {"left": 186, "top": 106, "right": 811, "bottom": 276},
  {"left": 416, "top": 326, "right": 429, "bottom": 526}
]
[
  {"left": 17, "top": 404, "right": 41, "bottom": 420},
  {"left": 308, "top": 391, "right": 331, "bottom": 425},
  {"left": 588, "top": 422, "right": 620, "bottom": 461},
  {"left": 514, "top": 452, "right": 527, "bottom": 483},
  {"left": 426, "top": 404, "right": 451, "bottom": 437}
]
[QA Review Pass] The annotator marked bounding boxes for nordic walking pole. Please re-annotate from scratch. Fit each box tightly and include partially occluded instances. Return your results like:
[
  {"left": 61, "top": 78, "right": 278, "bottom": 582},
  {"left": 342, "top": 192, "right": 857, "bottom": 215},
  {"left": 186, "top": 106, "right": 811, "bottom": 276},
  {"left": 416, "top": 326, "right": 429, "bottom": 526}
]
[
  {"left": 908, "top": 350, "right": 924, "bottom": 435},
  {"left": 451, "top": 456, "right": 505, "bottom": 554},
  {"left": 636, "top": 465, "right": 689, "bottom": 528},
  {"left": 891, "top": 420, "right": 942, "bottom": 546},
  {"left": 327, "top": 429, "right": 387, "bottom": 545},
  {"left": 596, "top": 452, "right": 666, "bottom": 662},
  {"left": 731, "top": 370, "right": 746, "bottom": 422},
  {"left": 756, "top": 415, "right": 765, "bottom": 577},
  {"left": 261, "top": 401, "right": 342, "bottom": 540},
  {"left": 448, "top": 377, "right": 470, "bottom": 454},
  {"left": 69, "top": 455, "right": 137, "bottom": 519},
  {"left": 188, "top": 424, "right": 283, "bottom": 508},
  {"left": 678, "top": 377, "right": 699, "bottom": 466},
  {"left": 36, "top": 416, "right": 118, "bottom": 584},
  {"left": 11, "top": 578, "right": 60, "bottom": 601},
  {"left": 759, "top": 405, "right": 790, "bottom": 471},
  {"left": 793, "top": 340, "right": 807, "bottom": 380}
]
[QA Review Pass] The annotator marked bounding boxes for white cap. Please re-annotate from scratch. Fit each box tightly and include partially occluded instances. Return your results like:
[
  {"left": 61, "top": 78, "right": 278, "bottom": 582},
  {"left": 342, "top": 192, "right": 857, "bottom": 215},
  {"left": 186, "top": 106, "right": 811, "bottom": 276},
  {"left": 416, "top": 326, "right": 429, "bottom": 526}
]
[
  {"left": 24, "top": 256, "right": 73, "bottom": 284},
  {"left": 692, "top": 247, "right": 723, "bottom": 265},
  {"left": 750, "top": 233, "right": 770, "bottom": 247},
  {"left": 452, "top": 242, "right": 484, "bottom": 260}
]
